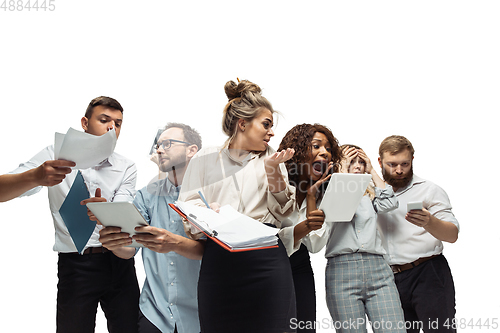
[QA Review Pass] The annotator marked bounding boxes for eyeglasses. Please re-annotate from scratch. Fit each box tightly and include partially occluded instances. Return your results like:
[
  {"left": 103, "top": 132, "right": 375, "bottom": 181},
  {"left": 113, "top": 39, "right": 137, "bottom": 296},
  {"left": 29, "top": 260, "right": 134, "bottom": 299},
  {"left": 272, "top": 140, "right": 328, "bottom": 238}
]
[{"left": 155, "top": 139, "right": 191, "bottom": 150}]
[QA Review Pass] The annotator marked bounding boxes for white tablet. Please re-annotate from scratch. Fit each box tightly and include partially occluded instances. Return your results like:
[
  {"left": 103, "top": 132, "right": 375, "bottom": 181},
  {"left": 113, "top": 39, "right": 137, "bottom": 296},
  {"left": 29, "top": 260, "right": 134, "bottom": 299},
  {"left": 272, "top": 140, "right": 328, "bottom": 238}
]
[
  {"left": 318, "top": 173, "right": 372, "bottom": 222},
  {"left": 86, "top": 202, "right": 149, "bottom": 247}
]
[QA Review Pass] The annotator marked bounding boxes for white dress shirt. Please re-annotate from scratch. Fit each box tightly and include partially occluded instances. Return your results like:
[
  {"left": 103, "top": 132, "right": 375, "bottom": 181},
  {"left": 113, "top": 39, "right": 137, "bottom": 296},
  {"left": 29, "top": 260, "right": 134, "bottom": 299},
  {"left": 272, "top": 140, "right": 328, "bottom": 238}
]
[
  {"left": 377, "top": 175, "right": 459, "bottom": 265},
  {"left": 10, "top": 145, "right": 137, "bottom": 253}
]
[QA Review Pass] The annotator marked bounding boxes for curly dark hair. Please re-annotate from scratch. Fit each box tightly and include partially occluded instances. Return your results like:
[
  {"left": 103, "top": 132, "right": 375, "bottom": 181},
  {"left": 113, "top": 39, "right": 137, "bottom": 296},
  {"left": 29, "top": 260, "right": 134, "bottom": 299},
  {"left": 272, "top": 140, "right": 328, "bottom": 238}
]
[{"left": 278, "top": 123, "right": 341, "bottom": 193}]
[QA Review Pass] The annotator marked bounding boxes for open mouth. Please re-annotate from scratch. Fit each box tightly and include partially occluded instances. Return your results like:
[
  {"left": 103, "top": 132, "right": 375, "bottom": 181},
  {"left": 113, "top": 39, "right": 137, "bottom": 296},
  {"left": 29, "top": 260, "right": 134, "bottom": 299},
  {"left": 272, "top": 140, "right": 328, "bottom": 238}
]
[{"left": 312, "top": 160, "right": 327, "bottom": 175}]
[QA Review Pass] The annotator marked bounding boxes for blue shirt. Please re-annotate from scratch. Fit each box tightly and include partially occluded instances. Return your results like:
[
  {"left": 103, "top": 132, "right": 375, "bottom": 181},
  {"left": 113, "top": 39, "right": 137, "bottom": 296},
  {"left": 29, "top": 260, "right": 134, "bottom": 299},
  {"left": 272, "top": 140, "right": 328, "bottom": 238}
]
[{"left": 134, "top": 177, "right": 201, "bottom": 333}]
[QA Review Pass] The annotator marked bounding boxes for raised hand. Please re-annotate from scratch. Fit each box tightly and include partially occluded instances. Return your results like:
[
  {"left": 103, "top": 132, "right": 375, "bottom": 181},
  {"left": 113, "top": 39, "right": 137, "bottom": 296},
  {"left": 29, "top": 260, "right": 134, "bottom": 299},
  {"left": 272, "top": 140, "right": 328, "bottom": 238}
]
[
  {"left": 357, "top": 149, "right": 374, "bottom": 173},
  {"left": 340, "top": 146, "right": 358, "bottom": 173},
  {"left": 264, "top": 148, "right": 295, "bottom": 169},
  {"left": 307, "top": 162, "right": 333, "bottom": 197},
  {"left": 80, "top": 188, "right": 107, "bottom": 224}
]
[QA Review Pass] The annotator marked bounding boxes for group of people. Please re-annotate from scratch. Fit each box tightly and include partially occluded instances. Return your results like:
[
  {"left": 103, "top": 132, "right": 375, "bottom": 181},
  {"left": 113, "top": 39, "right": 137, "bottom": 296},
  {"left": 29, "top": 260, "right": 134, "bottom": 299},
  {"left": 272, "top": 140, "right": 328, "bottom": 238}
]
[{"left": 0, "top": 79, "right": 459, "bottom": 333}]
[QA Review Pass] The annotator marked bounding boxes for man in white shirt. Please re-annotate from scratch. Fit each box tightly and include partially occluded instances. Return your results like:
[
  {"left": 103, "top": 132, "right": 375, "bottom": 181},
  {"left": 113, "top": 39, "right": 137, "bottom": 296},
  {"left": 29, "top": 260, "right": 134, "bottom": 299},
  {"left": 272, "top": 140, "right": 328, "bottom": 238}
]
[
  {"left": 377, "top": 135, "right": 459, "bottom": 333},
  {"left": 0, "top": 96, "right": 139, "bottom": 333}
]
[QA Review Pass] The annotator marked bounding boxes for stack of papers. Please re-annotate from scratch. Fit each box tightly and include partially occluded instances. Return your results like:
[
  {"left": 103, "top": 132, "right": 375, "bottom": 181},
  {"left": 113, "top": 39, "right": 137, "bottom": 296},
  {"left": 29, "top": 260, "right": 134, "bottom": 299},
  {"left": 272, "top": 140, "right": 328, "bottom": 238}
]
[
  {"left": 54, "top": 127, "right": 117, "bottom": 169},
  {"left": 173, "top": 201, "right": 278, "bottom": 251}
]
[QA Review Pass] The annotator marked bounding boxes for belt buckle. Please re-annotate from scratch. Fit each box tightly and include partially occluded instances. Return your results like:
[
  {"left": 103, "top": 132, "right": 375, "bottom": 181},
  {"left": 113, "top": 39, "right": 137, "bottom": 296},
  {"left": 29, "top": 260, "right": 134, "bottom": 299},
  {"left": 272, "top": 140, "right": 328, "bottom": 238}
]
[{"left": 391, "top": 265, "right": 402, "bottom": 274}]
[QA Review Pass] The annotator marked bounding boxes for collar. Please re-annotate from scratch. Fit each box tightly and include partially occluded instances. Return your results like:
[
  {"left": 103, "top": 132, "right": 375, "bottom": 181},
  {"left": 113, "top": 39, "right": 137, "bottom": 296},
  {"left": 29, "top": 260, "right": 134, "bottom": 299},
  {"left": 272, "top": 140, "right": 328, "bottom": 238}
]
[
  {"left": 164, "top": 174, "right": 181, "bottom": 196},
  {"left": 95, "top": 153, "right": 115, "bottom": 168},
  {"left": 222, "top": 148, "right": 259, "bottom": 166},
  {"left": 395, "top": 174, "right": 426, "bottom": 195}
]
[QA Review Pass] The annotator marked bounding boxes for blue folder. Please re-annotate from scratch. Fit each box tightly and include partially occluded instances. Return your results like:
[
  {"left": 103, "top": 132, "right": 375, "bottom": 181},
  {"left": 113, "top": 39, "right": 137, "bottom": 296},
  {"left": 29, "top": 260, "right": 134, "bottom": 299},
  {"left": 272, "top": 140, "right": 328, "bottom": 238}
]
[{"left": 59, "top": 171, "right": 96, "bottom": 254}]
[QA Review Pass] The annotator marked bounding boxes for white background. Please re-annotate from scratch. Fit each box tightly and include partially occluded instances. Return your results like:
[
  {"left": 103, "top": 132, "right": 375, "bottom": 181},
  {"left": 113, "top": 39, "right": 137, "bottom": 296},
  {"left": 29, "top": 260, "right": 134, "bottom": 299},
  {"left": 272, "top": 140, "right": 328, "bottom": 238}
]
[{"left": 0, "top": 1, "right": 499, "bottom": 332}]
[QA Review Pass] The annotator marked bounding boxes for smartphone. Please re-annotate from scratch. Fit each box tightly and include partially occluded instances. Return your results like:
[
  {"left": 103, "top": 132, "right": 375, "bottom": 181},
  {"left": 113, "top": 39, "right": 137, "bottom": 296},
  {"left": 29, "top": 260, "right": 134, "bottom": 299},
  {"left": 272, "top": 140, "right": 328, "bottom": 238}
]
[{"left": 407, "top": 201, "right": 423, "bottom": 212}]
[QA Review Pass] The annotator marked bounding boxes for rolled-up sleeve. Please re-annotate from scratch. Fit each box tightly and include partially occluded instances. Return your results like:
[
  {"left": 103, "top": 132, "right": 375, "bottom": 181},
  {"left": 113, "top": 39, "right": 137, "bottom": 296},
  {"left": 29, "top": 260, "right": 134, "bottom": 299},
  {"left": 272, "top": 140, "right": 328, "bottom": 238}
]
[
  {"left": 426, "top": 184, "right": 460, "bottom": 232},
  {"left": 372, "top": 185, "right": 399, "bottom": 213}
]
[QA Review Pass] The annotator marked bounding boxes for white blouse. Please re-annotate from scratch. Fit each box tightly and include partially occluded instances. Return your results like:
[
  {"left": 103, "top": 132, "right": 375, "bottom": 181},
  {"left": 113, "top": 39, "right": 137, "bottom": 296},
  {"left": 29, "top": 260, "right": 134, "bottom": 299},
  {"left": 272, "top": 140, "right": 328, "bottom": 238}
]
[{"left": 179, "top": 146, "right": 297, "bottom": 253}]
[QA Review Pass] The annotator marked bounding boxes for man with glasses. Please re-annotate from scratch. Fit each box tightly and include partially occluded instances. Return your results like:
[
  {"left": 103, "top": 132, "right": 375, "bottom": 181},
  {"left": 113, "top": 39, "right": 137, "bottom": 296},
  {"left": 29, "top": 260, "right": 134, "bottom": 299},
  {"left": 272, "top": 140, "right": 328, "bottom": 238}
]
[
  {"left": 98, "top": 123, "right": 204, "bottom": 333},
  {"left": 0, "top": 96, "right": 139, "bottom": 333}
]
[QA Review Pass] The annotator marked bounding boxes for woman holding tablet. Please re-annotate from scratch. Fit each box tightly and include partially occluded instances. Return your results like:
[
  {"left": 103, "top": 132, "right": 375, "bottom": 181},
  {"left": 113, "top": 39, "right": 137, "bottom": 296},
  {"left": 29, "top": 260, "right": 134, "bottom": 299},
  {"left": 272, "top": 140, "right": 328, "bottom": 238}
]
[
  {"left": 277, "top": 123, "right": 342, "bottom": 333},
  {"left": 303, "top": 144, "right": 406, "bottom": 333},
  {"left": 179, "top": 79, "right": 296, "bottom": 333}
]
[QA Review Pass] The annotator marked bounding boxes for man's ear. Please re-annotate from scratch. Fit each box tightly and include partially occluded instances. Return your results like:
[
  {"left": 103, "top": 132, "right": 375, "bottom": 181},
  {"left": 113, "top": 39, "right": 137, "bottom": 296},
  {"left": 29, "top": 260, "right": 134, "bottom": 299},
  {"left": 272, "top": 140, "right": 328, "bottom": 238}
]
[
  {"left": 186, "top": 145, "right": 199, "bottom": 159},
  {"left": 81, "top": 117, "right": 89, "bottom": 132},
  {"left": 378, "top": 157, "right": 382, "bottom": 168}
]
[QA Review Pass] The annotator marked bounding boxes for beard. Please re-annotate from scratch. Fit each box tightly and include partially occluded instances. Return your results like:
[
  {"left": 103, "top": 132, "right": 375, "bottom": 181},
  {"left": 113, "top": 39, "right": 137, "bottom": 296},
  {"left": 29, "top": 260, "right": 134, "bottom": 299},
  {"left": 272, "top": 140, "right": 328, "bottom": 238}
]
[
  {"left": 158, "top": 154, "right": 187, "bottom": 173},
  {"left": 382, "top": 165, "right": 413, "bottom": 190}
]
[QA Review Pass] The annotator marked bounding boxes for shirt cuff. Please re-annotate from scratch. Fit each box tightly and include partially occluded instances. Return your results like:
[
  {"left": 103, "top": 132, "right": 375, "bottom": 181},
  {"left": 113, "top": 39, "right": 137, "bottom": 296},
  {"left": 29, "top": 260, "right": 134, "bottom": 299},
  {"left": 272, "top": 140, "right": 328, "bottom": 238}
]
[{"left": 278, "top": 226, "right": 301, "bottom": 257}]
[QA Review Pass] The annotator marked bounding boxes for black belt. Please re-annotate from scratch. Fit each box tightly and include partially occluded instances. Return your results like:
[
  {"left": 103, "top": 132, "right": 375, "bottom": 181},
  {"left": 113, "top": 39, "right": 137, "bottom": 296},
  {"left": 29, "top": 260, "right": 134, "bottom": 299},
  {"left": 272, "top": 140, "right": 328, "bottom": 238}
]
[
  {"left": 391, "top": 254, "right": 440, "bottom": 274},
  {"left": 68, "top": 246, "right": 110, "bottom": 255}
]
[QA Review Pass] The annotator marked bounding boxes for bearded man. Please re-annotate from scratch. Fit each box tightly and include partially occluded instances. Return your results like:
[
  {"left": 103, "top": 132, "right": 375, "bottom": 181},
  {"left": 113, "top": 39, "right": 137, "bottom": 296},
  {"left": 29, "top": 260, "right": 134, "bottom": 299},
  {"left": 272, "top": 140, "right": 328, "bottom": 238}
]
[{"left": 377, "top": 135, "right": 459, "bottom": 333}]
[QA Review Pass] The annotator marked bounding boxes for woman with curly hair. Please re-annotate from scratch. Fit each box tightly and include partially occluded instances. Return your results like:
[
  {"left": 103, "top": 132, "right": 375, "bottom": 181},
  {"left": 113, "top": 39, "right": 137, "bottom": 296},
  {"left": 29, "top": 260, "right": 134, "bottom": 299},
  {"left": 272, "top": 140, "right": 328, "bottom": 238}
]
[
  {"left": 304, "top": 144, "right": 406, "bottom": 333},
  {"left": 278, "top": 123, "right": 342, "bottom": 333},
  {"left": 179, "top": 79, "right": 297, "bottom": 333}
]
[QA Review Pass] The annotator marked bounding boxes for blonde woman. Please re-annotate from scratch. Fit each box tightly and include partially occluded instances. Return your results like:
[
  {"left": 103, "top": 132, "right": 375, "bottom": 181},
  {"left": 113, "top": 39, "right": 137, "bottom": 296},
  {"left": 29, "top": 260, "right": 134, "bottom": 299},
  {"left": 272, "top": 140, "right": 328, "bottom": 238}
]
[
  {"left": 179, "top": 79, "right": 296, "bottom": 333},
  {"left": 304, "top": 145, "right": 406, "bottom": 333}
]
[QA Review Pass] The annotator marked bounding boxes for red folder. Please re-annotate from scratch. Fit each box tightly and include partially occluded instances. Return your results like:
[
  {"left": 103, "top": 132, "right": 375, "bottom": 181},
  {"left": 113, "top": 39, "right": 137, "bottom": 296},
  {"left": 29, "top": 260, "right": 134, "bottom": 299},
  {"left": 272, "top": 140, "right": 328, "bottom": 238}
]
[{"left": 168, "top": 203, "right": 279, "bottom": 252}]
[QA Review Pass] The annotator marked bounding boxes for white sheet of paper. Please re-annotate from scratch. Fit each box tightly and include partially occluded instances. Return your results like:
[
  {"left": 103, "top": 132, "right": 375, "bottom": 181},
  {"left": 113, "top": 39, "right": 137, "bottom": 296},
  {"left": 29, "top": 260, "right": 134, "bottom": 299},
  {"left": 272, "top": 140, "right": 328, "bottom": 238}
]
[{"left": 54, "top": 127, "right": 117, "bottom": 169}]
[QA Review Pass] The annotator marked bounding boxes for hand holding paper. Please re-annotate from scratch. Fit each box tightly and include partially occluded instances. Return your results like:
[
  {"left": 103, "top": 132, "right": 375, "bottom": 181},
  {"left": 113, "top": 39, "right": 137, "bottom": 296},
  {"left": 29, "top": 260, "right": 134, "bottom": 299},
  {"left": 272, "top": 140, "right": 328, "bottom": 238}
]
[
  {"left": 55, "top": 127, "right": 117, "bottom": 169},
  {"left": 34, "top": 159, "right": 76, "bottom": 187}
]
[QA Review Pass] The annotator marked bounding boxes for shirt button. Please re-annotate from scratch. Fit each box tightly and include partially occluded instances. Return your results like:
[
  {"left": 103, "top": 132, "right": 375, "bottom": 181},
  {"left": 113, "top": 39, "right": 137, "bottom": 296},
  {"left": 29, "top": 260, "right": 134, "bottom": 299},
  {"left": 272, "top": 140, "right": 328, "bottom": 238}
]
[
  {"left": 171, "top": 220, "right": 175, "bottom": 223},
  {"left": 170, "top": 262, "right": 174, "bottom": 266},
  {"left": 171, "top": 282, "right": 174, "bottom": 286}
]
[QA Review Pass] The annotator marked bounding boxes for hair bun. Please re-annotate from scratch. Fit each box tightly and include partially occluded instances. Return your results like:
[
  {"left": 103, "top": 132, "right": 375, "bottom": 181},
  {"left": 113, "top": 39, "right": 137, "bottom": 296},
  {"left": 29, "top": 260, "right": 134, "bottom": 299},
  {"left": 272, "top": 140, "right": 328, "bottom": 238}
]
[{"left": 224, "top": 79, "right": 262, "bottom": 101}]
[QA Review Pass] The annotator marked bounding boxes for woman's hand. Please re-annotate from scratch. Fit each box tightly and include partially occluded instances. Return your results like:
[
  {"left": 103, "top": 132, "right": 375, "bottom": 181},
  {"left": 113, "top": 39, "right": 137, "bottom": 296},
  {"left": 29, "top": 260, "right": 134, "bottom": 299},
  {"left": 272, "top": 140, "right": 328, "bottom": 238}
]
[
  {"left": 264, "top": 148, "right": 295, "bottom": 169},
  {"left": 264, "top": 148, "right": 295, "bottom": 193},
  {"left": 357, "top": 149, "right": 373, "bottom": 173},
  {"left": 340, "top": 146, "right": 357, "bottom": 173},
  {"left": 304, "top": 209, "right": 326, "bottom": 231},
  {"left": 307, "top": 162, "right": 333, "bottom": 197},
  {"left": 209, "top": 202, "right": 221, "bottom": 213}
]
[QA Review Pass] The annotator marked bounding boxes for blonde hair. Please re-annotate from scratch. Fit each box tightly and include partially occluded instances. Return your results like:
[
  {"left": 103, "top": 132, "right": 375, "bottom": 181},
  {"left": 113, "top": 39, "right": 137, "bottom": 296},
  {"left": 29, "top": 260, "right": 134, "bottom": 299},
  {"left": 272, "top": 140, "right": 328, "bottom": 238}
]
[
  {"left": 222, "top": 79, "right": 275, "bottom": 148},
  {"left": 379, "top": 135, "right": 415, "bottom": 159},
  {"left": 340, "top": 144, "right": 375, "bottom": 200}
]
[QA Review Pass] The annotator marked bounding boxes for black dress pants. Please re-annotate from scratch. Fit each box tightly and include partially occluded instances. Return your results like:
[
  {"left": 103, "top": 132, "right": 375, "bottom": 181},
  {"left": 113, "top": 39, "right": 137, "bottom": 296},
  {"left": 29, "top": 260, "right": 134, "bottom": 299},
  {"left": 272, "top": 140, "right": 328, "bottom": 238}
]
[
  {"left": 289, "top": 244, "right": 316, "bottom": 333},
  {"left": 394, "top": 254, "right": 456, "bottom": 333},
  {"left": 57, "top": 251, "right": 140, "bottom": 333}
]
